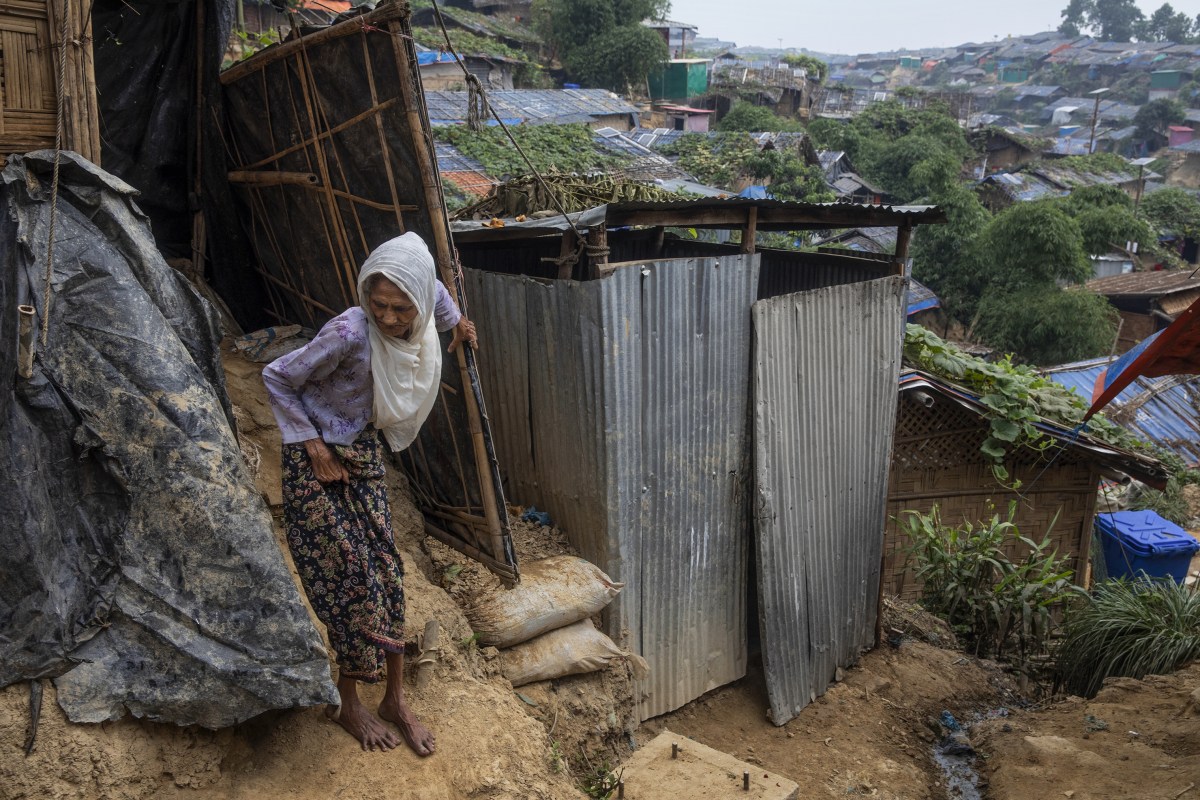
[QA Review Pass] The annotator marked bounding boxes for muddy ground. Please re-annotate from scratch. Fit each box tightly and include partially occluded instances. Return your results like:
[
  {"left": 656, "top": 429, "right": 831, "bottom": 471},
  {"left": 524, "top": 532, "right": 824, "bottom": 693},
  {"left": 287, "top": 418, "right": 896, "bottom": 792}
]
[{"left": 1, "top": 343, "right": 1198, "bottom": 800}]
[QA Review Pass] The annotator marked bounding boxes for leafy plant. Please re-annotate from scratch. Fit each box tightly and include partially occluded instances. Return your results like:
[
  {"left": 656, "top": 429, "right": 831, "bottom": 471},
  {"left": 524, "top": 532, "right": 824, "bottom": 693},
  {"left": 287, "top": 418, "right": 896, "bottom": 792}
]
[
  {"left": 1127, "top": 467, "right": 1200, "bottom": 525},
  {"left": 1054, "top": 577, "right": 1200, "bottom": 697},
  {"left": 436, "top": 124, "right": 629, "bottom": 181},
  {"left": 900, "top": 504, "right": 1082, "bottom": 673},
  {"left": 902, "top": 325, "right": 1144, "bottom": 474}
]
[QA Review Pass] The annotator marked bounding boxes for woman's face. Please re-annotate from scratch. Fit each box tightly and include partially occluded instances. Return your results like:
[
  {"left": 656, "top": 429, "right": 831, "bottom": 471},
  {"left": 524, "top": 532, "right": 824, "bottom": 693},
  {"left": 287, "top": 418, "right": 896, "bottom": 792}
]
[{"left": 368, "top": 278, "right": 418, "bottom": 338}]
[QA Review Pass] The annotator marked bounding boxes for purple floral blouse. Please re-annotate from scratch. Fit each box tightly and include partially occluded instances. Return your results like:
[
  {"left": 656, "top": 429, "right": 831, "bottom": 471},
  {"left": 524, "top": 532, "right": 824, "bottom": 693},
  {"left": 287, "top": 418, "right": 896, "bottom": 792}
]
[{"left": 263, "top": 282, "right": 460, "bottom": 445}]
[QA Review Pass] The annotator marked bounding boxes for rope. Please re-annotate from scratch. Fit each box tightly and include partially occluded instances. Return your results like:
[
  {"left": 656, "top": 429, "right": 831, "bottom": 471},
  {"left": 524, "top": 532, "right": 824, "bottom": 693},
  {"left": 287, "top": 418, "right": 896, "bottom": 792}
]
[
  {"left": 428, "top": 0, "right": 579, "bottom": 234},
  {"left": 41, "top": 0, "right": 71, "bottom": 351}
]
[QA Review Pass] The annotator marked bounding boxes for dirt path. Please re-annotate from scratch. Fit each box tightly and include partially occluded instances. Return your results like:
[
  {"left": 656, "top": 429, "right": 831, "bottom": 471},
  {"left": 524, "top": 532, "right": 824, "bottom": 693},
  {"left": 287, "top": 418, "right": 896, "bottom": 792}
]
[{"left": 3, "top": 342, "right": 1198, "bottom": 800}]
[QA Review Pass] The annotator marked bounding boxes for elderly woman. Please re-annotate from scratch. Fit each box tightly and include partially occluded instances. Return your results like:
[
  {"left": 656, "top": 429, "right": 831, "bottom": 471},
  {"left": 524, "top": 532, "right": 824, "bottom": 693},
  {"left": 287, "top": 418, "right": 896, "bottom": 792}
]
[{"left": 263, "top": 233, "right": 474, "bottom": 754}]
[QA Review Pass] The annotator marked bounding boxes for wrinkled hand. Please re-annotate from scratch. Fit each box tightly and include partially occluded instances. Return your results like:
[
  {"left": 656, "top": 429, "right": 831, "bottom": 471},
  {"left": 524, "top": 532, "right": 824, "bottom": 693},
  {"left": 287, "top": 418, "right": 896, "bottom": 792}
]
[
  {"left": 448, "top": 315, "right": 478, "bottom": 353},
  {"left": 304, "top": 438, "right": 350, "bottom": 484}
]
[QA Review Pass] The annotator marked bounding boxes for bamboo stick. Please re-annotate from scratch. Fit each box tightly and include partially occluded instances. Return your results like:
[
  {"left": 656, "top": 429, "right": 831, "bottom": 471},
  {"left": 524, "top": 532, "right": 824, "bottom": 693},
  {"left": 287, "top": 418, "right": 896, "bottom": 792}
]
[
  {"left": 237, "top": 98, "right": 398, "bottom": 171},
  {"left": 359, "top": 26, "right": 407, "bottom": 233},
  {"left": 293, "top": 37, "right": 357, "bottom": 306},
  {"left": 389, "top": 17, "right": 509, "bottom": 571},
  {"left": 218, "top": 2, "right": 408, "bottom": 85},
  {"left": 228, "top": 169, "right": 319, "bottom": 186},
  {"left": 424, "top": 522, "right": 517, "bottom": 581}
]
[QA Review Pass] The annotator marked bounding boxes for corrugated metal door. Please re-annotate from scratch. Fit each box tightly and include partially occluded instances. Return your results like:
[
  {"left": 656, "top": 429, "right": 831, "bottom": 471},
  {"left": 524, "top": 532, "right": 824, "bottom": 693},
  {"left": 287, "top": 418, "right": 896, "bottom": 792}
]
[{"left": 752, "top": 276, "right": 905, "bottom": 725}]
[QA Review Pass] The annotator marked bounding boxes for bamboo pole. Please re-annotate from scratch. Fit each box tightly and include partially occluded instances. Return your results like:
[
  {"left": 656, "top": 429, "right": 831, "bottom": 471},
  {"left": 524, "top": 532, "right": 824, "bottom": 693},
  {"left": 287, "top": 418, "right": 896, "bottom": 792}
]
[
  {"left": 388, "top": 17, "right": 509, "bottom": 571},
  {"left": 228, "top": 169, "right": 319, "bottom": 186},
  {"left": 424, "top": 522, "right": 517, "bottom": 581},
  {"left": 359, "top": 26, "right": 408, "bottom": 233},
  {"left": 238, "top": 98, "right": 398, "bottom": 171},
  {"left": 219, "top": 2, "right": 408, "bottom": 85},
  {"left": 191, "top": 0, "right": 206, "bottom": 284}
]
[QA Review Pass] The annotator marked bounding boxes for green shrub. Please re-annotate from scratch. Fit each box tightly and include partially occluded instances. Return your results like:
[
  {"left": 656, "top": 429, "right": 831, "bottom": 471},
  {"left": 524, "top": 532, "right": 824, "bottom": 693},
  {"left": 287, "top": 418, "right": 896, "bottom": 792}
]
[
  {"left": 900, "top": 504, "right": 1082, "bottom": 669},
  {"left": 1055, "top": 578, "right": 1200, "bottom": 697}
]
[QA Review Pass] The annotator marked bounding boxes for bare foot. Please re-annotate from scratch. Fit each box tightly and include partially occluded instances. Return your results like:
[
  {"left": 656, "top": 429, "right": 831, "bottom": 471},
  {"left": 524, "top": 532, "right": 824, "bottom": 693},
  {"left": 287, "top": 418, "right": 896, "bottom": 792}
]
[
  {"left": 325, "top": 703, "right": 401, "bottom": 752},
  {"left": 379, "top": 698, "right": 436, "bottom": 757}
]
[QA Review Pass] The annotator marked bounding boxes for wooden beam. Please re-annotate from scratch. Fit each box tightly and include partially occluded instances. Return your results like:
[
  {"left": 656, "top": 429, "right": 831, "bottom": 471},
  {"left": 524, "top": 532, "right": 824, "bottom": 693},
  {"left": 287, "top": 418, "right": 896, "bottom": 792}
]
[
  {"left": 740, "top": 205, "right": 757, "bottom": 254},
  {"left": 218, "top": 2, "right": 408, "bottom": 84},
  {"left": 893, "top": 221, "right": 913, "bottom": 276},
  {"left": 603, "top": 203, "right": 946, "bottom": 231}
]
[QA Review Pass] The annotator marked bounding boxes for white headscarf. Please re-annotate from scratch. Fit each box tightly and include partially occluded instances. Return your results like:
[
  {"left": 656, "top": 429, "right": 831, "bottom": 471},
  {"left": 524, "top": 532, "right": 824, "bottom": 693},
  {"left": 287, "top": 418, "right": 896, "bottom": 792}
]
[{"left": 357, "top": 233, "right": 442, "bottom": 452}]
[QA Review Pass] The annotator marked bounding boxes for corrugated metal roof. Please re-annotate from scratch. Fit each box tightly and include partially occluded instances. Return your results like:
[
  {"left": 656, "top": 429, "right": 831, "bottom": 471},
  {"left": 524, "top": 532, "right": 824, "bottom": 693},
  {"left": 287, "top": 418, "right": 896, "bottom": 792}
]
[
  {"left": 1044, "top": 359, "right": 1200, "bottom": 467},
  {"left": 1172, "top": 139, "right": 1200, "bottom": 153},
  {"left": 754, "top": 277, "right": 907, "bottom": 725},
  {"left": 1087, "top": 271, "right": 1200, "bottom": 298},
  {"left": 980, "top": 171, "right": 1067, "bottom": 202},
  {"left": 424, "top": 89, "right": 640, "bottom": 125},
  {"left": 464, "top": 255, "right": 760, "bottom": 722}
]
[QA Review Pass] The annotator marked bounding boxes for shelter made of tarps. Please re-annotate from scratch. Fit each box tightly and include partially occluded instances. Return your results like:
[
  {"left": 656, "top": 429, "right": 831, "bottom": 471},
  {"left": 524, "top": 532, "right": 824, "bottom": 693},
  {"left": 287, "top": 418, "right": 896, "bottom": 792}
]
[
  {"left": 218, "top": 2, "right": 516, "bottom": 583},
  {"left": 454, "top": 203, "right": 925, "bottom": 724},
  {"left": 0, "top": 151, "right": 336, "bottom": 726}
]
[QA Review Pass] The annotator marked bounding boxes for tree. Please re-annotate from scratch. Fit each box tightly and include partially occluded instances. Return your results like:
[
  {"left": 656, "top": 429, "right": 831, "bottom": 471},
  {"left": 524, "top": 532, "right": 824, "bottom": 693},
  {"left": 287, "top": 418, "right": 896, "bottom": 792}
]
[
  {"left": 1138, "top": 3, "right": 1196, "bottom": 41},
  {"left": 974, "top": 287, "right": 1118, "bottom": 365},
  {"left": 781, "top": 53, "right": 827, "bottom": 83},
  {"left": 1134, "top": 97, "right": 1186, "bottom": 139},
  {"left": 984, "top": 201, "right": 1093, "bottom": 288},
  {"left": 718, "top": 101, "right": 802, "bottom": 132},
  {"left": 911, "top": 184, "right": 991, "bottom": 322},
  {"left": 1058, "top": 0, "right": 1147, "bottom": 41},
  {"left": 566, "top": 25, "right": 667, "bottom": 92},
  {"left": 531, "top": 0, "right": 669, "bottom": 85},
  {"left": 1141, "top": 187, "right": 1200, "bottom": 239}
]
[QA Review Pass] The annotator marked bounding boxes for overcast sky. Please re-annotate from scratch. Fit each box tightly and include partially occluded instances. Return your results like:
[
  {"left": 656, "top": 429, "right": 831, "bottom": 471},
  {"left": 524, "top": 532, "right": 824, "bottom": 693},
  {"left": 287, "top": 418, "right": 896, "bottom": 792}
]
[{"left": 668, "top": 0, "right": 1200, "bottom": 54}]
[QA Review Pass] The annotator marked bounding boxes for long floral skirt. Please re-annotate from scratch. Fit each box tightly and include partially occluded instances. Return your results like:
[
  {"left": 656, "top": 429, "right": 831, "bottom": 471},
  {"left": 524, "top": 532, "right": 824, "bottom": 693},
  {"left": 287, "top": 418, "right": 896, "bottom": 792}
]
[{"left": 282, "top": 430, "right": 405, "bottom": 683}]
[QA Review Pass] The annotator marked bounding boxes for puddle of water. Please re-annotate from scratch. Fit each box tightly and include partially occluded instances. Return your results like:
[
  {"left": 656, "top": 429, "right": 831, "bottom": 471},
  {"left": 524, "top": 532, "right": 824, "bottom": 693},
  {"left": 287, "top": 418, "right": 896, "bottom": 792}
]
[{"left": 932, "top": 745, "right": 982, "bottom": 800}]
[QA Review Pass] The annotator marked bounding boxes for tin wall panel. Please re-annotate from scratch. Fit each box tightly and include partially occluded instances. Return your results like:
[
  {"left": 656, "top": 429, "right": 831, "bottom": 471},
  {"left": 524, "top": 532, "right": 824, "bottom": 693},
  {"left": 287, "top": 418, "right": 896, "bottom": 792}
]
[
  {"left": 753, "top": 276, "right": 906, "bottom": 725},
  {"left": 465, "top": 256, "right": 758, "bottom": 721}
]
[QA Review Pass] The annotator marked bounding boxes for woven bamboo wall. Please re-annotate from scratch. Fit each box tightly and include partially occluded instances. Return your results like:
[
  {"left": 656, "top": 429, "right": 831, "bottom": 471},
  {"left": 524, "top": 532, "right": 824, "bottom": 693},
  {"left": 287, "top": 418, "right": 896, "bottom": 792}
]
[
  {"left": 884, "top": 393, "right": 1100, "bottom": 600},
  {"left": 1, "top": 0, "right": 99, "bottom": 163}
]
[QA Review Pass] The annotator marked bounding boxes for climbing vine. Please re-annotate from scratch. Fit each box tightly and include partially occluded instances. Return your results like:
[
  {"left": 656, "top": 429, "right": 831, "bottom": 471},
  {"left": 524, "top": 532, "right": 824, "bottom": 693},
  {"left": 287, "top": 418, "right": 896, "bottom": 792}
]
[{"left": 903, "top": 325, "right": 1146, "bottom": 477}]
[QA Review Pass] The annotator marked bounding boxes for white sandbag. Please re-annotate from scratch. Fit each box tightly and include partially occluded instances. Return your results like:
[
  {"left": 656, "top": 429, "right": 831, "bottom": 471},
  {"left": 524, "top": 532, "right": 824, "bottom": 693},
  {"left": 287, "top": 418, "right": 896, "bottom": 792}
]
[
  {"left": 500, "top": 620, "right": 650, "bottom": 687},
  {"left": 466, "top": 555, "right": 624, "bottom": 648}
]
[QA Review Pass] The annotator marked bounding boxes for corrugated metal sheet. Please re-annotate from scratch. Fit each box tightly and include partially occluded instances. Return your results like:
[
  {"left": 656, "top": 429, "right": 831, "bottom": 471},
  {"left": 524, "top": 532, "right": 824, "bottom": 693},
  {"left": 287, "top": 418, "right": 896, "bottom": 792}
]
[
  {"left": 753, "top": 276, "right": 906, "bottom": 726},
  {"left": 466, "top": 255, "right": 759, "bottom": 721},
  {"left": 1044, "top": 358, "right": 1200, "bottom": 467}
]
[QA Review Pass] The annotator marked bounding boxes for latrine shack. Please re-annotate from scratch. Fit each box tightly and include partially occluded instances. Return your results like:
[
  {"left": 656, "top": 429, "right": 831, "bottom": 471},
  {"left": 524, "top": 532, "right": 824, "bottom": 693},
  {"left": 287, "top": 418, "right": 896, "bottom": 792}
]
[
  {"left": 882, "top": 369, "right": 1165, "bottom": 600},
  {"left": 448, "top": 199, "right": 944, "bottom": 725}
]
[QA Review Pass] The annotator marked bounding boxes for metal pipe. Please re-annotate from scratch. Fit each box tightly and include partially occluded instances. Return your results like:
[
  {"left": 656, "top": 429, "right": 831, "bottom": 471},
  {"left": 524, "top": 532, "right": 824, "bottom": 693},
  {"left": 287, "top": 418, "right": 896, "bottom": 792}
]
[{"left": 18, "top": 305, "right": 35, "bottom": 379}]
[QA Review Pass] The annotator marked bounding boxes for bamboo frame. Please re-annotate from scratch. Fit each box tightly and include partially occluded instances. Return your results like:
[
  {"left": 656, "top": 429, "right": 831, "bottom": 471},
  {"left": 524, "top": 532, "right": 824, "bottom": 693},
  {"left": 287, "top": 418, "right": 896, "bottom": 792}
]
[{"left": 220, "top": 0, "right": 517, "bottom": 583}]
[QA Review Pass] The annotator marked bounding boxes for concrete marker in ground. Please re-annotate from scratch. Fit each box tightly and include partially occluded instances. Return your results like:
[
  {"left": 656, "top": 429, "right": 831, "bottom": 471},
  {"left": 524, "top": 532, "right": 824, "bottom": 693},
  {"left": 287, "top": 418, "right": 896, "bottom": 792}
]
[{"left": 619, "top": 729, "right": 799, "bottom": 800}]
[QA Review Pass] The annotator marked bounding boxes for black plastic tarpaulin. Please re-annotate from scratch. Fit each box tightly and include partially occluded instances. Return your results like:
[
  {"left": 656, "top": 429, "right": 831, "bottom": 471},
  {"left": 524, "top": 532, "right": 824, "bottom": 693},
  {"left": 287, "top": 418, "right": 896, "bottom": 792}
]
[{"left": 0, "top": 151, "right": 336, "bottom": 726}]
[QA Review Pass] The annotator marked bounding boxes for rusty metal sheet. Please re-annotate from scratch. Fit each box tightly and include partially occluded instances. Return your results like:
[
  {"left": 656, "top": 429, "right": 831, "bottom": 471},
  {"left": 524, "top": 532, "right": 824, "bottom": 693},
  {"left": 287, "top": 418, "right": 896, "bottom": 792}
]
[
  {"left": 465, "top": 254, "right": 758, "bottom": 720},
  {"left": 753, "top": 276, "right": 906, "bottom": 726}
]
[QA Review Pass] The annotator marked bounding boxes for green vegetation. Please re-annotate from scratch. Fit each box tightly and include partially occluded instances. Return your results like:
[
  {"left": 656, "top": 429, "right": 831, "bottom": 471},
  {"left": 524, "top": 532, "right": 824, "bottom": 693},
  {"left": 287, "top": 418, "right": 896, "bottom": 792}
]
[
  {"left": 1055, "top": 578, "right": 1200, "bottom": 697},
  {"left": 781, "top": 53, "right": 827, "bottom": 83},
  {"left": 1141, "top": 187, "right": 1200, "bottom": 239},
  {"left": 1127, "top": 466, "right": 1200, "bottom": 525},
  {"left": 1059, "top": 0, "right": 1200, "bottom": 42},
  {"left": 807, "top": 100, "right": 972, "bottom": 203},
  {"left": 531, "top": 0, "right": 668, "bottom": 92},
  {"left": 435, "top": 124, "right": 629, "bottom": 180},
  {"left": 717, "top": 101, "right": 803, "bottom": 133},
  {"left": 659, "top": 132, "right": 833, "bottom": 203},
  {"left": 899, "top": 504, "right": 1081, "bottom": 669},
  {"left": 1134, "top": 98, "right": 1187, "bottom": 140},
  {"left": 902, "top": 325, "right": 1142, "bottom": 471}
]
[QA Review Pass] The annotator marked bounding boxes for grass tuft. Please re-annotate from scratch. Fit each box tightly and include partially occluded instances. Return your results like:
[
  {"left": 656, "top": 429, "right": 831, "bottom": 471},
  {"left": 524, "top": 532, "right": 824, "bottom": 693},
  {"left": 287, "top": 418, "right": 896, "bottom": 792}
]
[{"left": 1054, "top": 577, "right": 1200, "bottom": 697}]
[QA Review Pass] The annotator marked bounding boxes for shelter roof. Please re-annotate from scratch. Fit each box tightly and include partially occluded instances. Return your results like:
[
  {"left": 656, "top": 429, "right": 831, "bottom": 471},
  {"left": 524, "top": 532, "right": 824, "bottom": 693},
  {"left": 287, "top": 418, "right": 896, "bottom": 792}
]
[
  {"left": 643, "top": 19, "right": 699, "bottom": 30},
  {"left": 1171, "top": 139, "right": 1200, "bottom": 153},
  {"left": 906, "top": 279, "right": 940, "bottom": 315},
  {"left": 410, "top": 6, "right": 540, "bottom": 45},
  {"left": 832, "top": 172, "right": 883, "bottom": 196},
  {"left": 1087, "top": 270, "right": 1200, "bottom": 300},
  {"left": 424, "top": 89, "right": 640, "bottom": 126},
  {"left": 812, "top": 226, "right": 898, "bottom": 253},
  {"left": 449, "top": 199, "right": 945, "bottom": 242},
  {"left": 1045, "top": 359, "right": 1200, "bottom": 467},
  {"left": 898, "top": 370, "right": 1164, "bottom": 483},
  {"left": 978, "top": 171, "right": 1066, "bottom": 202},
  {"left": 1012, "top": 84, "right": 1062, "bottom": 99}
]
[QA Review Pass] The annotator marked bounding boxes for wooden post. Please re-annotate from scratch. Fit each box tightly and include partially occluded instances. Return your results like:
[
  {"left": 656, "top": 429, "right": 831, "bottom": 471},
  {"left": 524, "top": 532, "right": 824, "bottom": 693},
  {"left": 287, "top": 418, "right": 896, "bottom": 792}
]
[
  {"left": 587, "top": 225, "right": 608, "bottom": 280},
  {"left": 415, "top": 619, "right": 441, "bottom": 689},
  {"left": 893, "top": 221, "right": 913, "bottom": 276},
  {"left": 557, "top": 229, "right": 578, "bottom": 280},
  {"left": 740, "top": 205, "right": 758, "bottom": 254},
  {"left": 389, "top": 18, "right": 508, "bottom": 574},
  {"left": 227, "top": 170, "right": 319, "bottom": 186}
]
